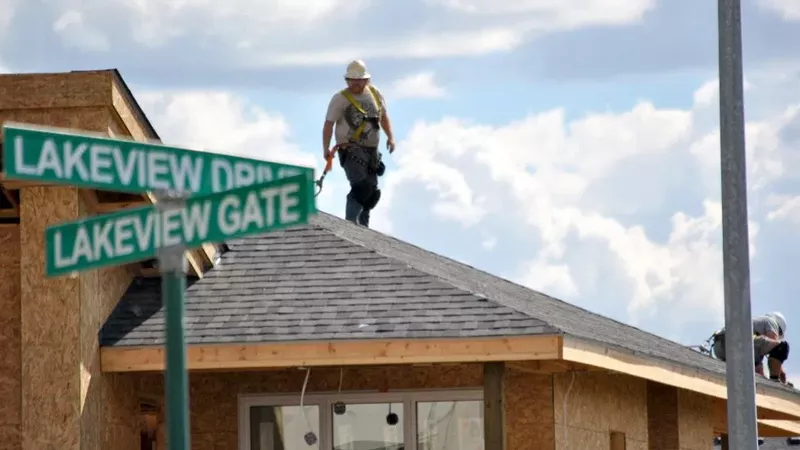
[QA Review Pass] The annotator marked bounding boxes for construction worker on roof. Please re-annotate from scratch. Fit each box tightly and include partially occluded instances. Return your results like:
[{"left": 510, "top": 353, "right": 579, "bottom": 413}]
[
  {"left": 710, "top": 312, "right": 791, "bottom": 385},
  {"left": 322, "top": 59, "right": 395, "bottom": 228}
]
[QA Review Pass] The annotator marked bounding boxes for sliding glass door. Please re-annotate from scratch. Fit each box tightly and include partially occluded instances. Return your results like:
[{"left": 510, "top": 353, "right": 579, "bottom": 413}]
[{"left": 239, "top": 389, "right": 483, "bottom": 450}]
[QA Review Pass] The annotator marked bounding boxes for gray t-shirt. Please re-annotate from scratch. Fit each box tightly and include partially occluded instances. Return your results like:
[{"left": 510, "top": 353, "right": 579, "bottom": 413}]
[
  {"left": 752, "top": 315, "right": 781, "bottom": 337},
  {"left": 325, "top": 85, "right": 386, "bottom": 148}
]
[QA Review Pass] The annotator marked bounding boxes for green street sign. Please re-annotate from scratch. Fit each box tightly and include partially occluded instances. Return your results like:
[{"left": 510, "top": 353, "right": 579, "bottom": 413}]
[
  {"left": 1, "top": 123, "right": 317, "bottom": 211},
  {"left": 45, "top": 173, "right": 313, "bottom": 276}
]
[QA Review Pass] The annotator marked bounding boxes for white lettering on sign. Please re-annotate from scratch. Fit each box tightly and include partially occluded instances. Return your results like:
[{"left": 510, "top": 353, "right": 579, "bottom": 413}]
[
  {"left": 14, "top": 137, "right": 205, "bottom": 192},
  {"left": 209, "top": 157, "right": 283, "bottom": 193},
  {"left": 217, "top": 183, "right": 300, "bottom": 235},
  {"left": 51, "top": 180, "right": 302, "bottom": 269},
  {"left": 52, "top": 202, "right": 213, "bottom": 269}
]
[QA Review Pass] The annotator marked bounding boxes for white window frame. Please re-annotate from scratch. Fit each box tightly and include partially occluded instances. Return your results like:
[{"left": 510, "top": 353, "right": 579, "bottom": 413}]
[{"left": 238, "top": 388, "right": 484, "bottom": 450}]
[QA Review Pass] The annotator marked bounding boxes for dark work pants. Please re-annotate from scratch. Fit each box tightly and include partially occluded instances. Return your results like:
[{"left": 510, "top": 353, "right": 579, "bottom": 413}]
[{"left": 339, "top": 145, "right": 379, "bottom": 227}]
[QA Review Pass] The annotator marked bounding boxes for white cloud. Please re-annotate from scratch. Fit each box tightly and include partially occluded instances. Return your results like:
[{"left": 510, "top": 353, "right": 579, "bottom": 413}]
[
  {"left": 767, "top": 195, "right": 800, "bottom": 224},
  {"left": 426, "top": 0, "right": 655, "bottom": 24},
  {"left": 52, "top": 10, "right": 109, "bottom": 51},
  {"left": 133, "top": 89, "right": 350, "bottom": 215},
  {"left": 111, "top": 0, "right": 369, "bottom": 47},
  {"left": 135, "top": 90, "right": 315, "bottom": 168},
  {"left": 387, "top": 72, "right": 447, "bottom": 100},
  {"left": 43, "top": 0, "right": 655, "bottom": 65},
  {"left": 758, "top": 0, "right": 800, "bottom": 21},
  {"left": 0, "top": 0, "right": 16, "bottom": 32},
  {"left": 374, "top": 69, "right": 800, "bottom": 339}
]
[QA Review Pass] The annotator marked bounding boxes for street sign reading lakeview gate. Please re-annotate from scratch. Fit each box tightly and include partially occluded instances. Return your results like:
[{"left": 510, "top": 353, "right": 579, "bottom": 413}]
[
  {"left": 2, "top": 122, "right": 318, "bottom": 450},
  {"left": 45, "top": 173, "right": 313, "bottom": 276},
  {"left": 1, "top": 123, "right": 317, "bottom": 211}
]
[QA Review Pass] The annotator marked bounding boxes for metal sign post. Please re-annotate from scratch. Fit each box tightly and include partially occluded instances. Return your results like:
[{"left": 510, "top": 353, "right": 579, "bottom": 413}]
[
  {"left": 717, "top": 0, "right": 760, "bottom": 448},
  {"left": 156, "top": 190, "right": 191, "bottom": 450}
]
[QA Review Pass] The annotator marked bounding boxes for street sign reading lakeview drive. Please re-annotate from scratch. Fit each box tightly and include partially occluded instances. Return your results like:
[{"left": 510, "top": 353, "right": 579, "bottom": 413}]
[
  {"left": 45, "top": 174, "right": 313, "bottom": 276},
  {"left": 1, "top": 123, "right": 317, "bottom": 211}
]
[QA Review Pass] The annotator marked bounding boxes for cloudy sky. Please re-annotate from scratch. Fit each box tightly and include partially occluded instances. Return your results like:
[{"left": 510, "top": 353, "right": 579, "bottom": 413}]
[{"left": 2, "top": 0, "right": 800, "bottom": 376}]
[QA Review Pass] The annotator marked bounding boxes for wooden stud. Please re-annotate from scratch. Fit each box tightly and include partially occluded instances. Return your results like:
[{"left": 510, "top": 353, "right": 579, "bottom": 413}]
[
  {"left": 79, "top": 189, "right": 100, "bottom": 213},
  {"left": 184, "top": 251, "right": 203, "bottom": 279},
  {"left": 483, "top": 362, "right": 505, "bottom": 450},
  {"left": 757, "top": 419, "right": 800, "bottom": 437},
  {"left": 0, "top": 209, "right": 17, "bottom": 218},
  {"left": 96, "top": 201, "right": 146, "bottom": 212}
]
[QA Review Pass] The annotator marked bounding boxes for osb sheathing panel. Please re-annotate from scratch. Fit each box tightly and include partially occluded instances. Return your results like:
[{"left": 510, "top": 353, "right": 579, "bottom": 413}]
[
  {"left": 0, "top": 107, "right": 110, "bottom": 137},
  {"left": 20, "top": 187, "right": 81, "bottom": 450},
  {"left": 20, "top": 187, "right": 139, "bottom": 450},
  {"left": 677, "top": 390, "right": 713, "bottom": 450},
  {"left": 505, "top": 368, "right": 556, "bottom": 450},
  {"left": 0, "top": 72, "right": 112, "bottom": 110},
  {"left": 553, "top": 372, "right": 648, "bottom": 450},
  {"left": 110, "top": 82, "right": 151, "bottom": 141},
  {"left": 0, "top": 225, "right": 21, "bottom": 449},
  {"left": 79, "top": 238, "right": 138, "bottom": 450}
]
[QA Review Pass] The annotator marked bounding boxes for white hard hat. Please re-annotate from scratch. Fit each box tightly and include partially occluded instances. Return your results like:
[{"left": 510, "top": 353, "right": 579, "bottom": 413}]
[
  {"left": 344, "top": 60, "right": 371, "bottom": 80},
  {"left": 768, "top": 312, "right": 787, "bottom": 334}
]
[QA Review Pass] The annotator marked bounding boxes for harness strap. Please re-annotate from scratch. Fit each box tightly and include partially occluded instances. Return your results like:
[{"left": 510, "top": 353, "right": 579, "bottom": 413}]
[{"left": 340, "top": 85, "right": 382, "bottom": 142}]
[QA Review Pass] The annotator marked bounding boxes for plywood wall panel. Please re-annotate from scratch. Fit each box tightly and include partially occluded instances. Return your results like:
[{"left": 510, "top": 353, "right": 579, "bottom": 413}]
[
  {"left": 554, "top": 372, "right": 648, "bottom": 450},
  {"left": 78, "top": 191, "right": 138, "bottom": 450},
  {"left": 0, "top": 107, "right": 110, "bottom": 135},
  {"left": 110, "top": 83, "right": 150, "bottom": 141},
  {"left": 0, "top": 72, "right": 111, "bottom": 110},
  {"left": 505, "top": 369, "right": 556, "bottom": 450},
  {"left": 5, "top": 69, "right": 158, "bottom": 450},
  {"left": 0, "top": 224, "right": 21, "bottom": 450},
  {"left": 19, "top": 187, "right": 81, "bottom": 450},
  {"left": 678, "top": 390, "right": 714, "bottom": 450}
]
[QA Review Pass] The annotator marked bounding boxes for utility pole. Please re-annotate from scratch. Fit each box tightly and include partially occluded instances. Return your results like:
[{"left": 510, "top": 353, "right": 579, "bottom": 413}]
[{"left": 717, "top": 0, "right": 759, "bottom": 448}]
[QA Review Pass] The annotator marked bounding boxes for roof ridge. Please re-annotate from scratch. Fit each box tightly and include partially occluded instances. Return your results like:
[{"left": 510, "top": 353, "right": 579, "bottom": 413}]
[{"left": 310, "top": 211, "right": 639, "bottom": 333}]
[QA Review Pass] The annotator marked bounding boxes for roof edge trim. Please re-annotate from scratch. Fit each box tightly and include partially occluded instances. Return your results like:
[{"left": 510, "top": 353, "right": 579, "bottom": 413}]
[
  {"left": 561, "top": 335, "right": 800, "bottom": 421},
  {"left": 100, "top": 334, "right": 562, "bottom": 372}
]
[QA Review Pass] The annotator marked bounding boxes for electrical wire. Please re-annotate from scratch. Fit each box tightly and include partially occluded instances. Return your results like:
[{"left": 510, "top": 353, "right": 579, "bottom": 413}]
[{"left": 299, "top": 368, "right": 316, "bottom": 435}]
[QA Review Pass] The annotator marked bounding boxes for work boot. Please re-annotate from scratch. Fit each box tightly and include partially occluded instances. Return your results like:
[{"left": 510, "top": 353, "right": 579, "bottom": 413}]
[
  {"left": 358, "top": 209, "right": 370, "bottom": 227},
  {"left": 345, "top": 193, "right": 363, "bottom": 224}
]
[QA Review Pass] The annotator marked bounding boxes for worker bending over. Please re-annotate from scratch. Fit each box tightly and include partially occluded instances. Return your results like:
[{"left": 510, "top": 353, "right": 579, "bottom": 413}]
[
  {"left": 322, "top": 59, "right": 395, "bottom": 228},
  {"left": 711, "top": 312, "right": 790, "bottom": 384}
]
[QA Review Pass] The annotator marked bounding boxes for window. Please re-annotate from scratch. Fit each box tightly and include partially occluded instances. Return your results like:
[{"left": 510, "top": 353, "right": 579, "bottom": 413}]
[
  {"left": 417, "top": 401, "right": 483, "bottom": 450},
  {"left": 239, "top": 389, "right": 483, "bottom": 450},
  {"left": 249, "top": 405, "right": 320, "bottom": 450}
]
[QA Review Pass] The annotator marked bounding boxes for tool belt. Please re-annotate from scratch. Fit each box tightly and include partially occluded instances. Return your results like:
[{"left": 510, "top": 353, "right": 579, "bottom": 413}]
[{"left": 338, "top": 143, "right": 385, "bottom": 176}]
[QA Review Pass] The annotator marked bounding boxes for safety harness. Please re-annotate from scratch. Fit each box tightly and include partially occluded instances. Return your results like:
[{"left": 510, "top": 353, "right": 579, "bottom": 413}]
[
  {"left": 315, "top": 86, "right": 384, "bottom": 197},
  {"left": 340, "top": 85, "right": 383, "bottom": 143}
]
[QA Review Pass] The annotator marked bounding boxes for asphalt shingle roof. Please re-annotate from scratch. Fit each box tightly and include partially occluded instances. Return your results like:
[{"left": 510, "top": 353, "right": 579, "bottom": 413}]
[{"left": 98, "top": 212, "right": 797, "bottom": 395}]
